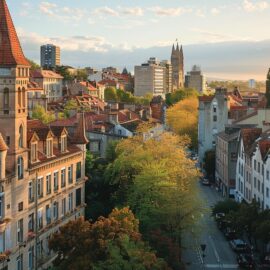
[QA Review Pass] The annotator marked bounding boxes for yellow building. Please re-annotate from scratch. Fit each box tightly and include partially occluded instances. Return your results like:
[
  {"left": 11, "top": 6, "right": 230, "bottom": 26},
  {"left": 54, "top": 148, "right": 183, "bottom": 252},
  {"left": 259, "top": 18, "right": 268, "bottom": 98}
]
[{"left": 0, "top": 0, "right": 88, "bottom": 269}]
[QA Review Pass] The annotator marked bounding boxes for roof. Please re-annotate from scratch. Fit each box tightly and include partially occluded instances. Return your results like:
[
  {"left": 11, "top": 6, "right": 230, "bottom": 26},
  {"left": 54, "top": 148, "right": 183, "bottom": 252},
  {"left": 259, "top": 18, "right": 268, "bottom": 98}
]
[
  {"left": 0, "top": 133, "right": 8, "bottom": 151},
  {"left": 0, "top": 0, "right": 29, "bottom": 66},
  {"left": 258, "top": 139, "right": 270, "bottom": 160},
  {"left": 233, "top": 111, "right": 258, "bottom": 124},
  {"left": 79, "top": 82, "right": 97, "bottom": 91},
  {"left": 31, "top": 70, "right": 63, "bottom": 79},
  {"left": 199, "top": 95, "right": 214, "bottom": 102},
  {"left": 71, "top": 113, "right": 89, "bottom": 144},
  {"left": 27, "top": 81, "right": 43, "bottom": 91},
  {"left": 241, "top": 128, "right": 262, "bottom": 154}
]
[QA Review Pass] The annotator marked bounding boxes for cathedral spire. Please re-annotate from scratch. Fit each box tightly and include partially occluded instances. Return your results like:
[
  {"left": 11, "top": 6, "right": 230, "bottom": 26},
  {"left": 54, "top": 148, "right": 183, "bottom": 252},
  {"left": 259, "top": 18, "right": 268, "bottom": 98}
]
[
  {"left": 172, "top": 43, "right": 175, "bottom": 53},
  {"left": 176, "top": 42, "right": 179, "bottom": 51},
  {"left": 0, "top": 0, "right": 29, "bottom": 66}
]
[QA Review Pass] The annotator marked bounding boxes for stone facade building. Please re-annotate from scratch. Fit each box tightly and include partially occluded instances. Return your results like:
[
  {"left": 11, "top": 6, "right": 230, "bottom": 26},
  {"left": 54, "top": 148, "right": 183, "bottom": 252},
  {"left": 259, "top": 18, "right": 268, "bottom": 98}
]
[
  {"left": 185, "top": 65, "right": 206, "bottom": 94},
  {"left": 0, "top": 1, "right": 87, "bottom": 269},
  {"left": 171, "top": 42, "right": 184, "bottom": 90}
]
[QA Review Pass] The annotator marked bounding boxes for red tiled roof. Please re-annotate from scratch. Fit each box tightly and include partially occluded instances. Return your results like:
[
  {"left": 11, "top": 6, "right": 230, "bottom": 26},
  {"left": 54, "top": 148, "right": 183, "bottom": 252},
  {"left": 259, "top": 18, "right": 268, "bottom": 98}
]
[
  {"left": 71, "top": 113, "right": 89, "bottom": 144},
  {"left": 30, "top": 70, "right": 63, "bottom": 79},
  {"left": 258, "top": 139, "right": 270, "bottom": 160},
  {"left": 241, "top": 128, "right": 262, "bottom": 153},
  {"left": 199, "top": 95, "right": 214, "bottom": 102},
  {"left": 79, "top": 82, "right": 97, "bottom": 91},
  {"left": 118, "top": 109, "right": 140, "bottom": 123},
  {"left": 230, "top": 106, "right": 248, "bottom": 111},
  {"left": 27, "top": 81, "right": 43, "bottom": 91},
  {"left": 0, "top": 0, "right": 29, "bottom": 66}
]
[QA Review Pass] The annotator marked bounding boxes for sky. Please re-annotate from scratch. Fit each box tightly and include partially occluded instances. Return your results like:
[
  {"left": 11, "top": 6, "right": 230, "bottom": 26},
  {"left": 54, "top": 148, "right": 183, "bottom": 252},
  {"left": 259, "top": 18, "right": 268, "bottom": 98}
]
[{"left": 6, "top": 0, "right": 270, "bottom": 80}]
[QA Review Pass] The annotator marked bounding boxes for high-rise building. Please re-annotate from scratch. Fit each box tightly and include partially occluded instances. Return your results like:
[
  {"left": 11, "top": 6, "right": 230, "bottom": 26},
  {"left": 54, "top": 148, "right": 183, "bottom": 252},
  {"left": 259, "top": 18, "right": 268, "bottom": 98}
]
[
  {"left": 248, "top": 79, "right": 256, "bottom": 89},
  {"left": 160, "top": 60, "right": 172, "bottom": 94},
  {"left": 40, "top": 44, "right": 60, "bottom": 69},
  {"left": 0, "top": 1, "right": 87, "bottom": 269},
  {"left": 134, "top": 57, "right": 166, "bottom": 97},
  {"left": 185, "top": 65, "right": 206, "bottom": 94},
  {"left": 171, "top": 42, "right": 184, "bottom": 90}
]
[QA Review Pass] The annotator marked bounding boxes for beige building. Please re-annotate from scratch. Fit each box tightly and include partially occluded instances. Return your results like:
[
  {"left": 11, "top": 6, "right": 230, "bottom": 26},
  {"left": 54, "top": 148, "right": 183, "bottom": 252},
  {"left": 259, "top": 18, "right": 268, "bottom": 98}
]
[
  {"left": 0, "top": 2, "right": 88, "bottom": 269},
  {"left": 30, "top": 70, "right": 63, "bottom": 102},
  {"left": 40, "top": 44, "right": 60, "bottom": 69},
  {"left": 171, "top": 42, "right": 184, "bottom": 90},
  {"left": 160, "top": 60, "right": 172, "bottom": 94},
  {"left": 134, "top": 57, "right": 166, "bottom": 97},
  {"left": 185, "top": 65, "right": 206, "bottom": 94}
]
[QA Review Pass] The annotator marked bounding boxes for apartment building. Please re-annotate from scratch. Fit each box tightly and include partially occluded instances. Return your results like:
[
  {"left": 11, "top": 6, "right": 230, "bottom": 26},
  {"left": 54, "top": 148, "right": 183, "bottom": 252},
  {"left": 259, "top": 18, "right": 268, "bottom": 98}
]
[
  {"left": 0, "top": 2, "right": 88, "bottom": 269},
  {"left": 185, "top": 65, "right": 207, "bottom": 94},
  {"left": 134, "top": 57, "right": 166, "bottom": 97},
  {"left": 30, "top": 70, "right": 63, "bottom": 102},
  {"left": 40, "top": 44, "right": 60, "bottom": 69}
]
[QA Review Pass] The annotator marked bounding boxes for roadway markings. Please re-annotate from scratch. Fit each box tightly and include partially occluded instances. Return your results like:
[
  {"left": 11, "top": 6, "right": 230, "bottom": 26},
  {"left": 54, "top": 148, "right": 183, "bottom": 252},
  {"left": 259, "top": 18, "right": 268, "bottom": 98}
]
[
  {"left": 205, "top": 264, "right": 238, "bottom": 269},
  {"left": 209, "top": 235, "right": 221, "bottom": 264}
]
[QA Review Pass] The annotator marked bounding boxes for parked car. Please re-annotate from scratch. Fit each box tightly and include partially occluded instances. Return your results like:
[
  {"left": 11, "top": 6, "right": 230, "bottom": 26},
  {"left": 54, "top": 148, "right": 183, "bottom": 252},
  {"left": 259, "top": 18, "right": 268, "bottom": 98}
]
[
  {"left": 237, "top": 253, "right": 255, "bottom": 269},
  {"left": 258, "top": 254, "right": 270, "bottom": 269},
  {"left": 217, "top": 219, "right": 231, "bottom": 232},
  {"left": 224, "top": 227, "right": 238, "bottom": 240},
  {"left": 215, "top": 213, "right": 225, "bottom": 222},
  {"left": 201, "top": 178, "right": 210, "bottom": 186},
  {"left": 229, "top": 239, "right": 249, "bottom": 253}
]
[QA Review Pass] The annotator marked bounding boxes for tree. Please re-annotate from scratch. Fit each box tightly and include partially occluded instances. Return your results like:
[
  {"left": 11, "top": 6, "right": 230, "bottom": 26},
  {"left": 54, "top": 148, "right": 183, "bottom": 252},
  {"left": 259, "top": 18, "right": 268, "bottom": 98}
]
[
  {"left": 203, "top": 150, "right": 215, "bottom": 180},
  {"left": 105, "top": 87, "right": 118, "bottom": 102},
  {"left": 105, "top": 132, "right": 204, "bottom": 269},
  {"left": 32, "top": 105, "right": 55, "bottom": 124},
  {"left": 49, "top": 208, "right": 170, "bottom": 270},
  {"left": 166, "top": 97, "right": 198, "bottom": 150},
  {"left": 166, "top": 88, "right": 198, "bottom": 106},
  {"left": 55, "top": 66, "right": 74, "bottom": 81},
  {"left": 27, "top": 59, "right": 40, "bottom": 71},
  {"left": 76, "top": 69, "right": 88, "bottom": 81},
  {"left": 63, "top": 99, "right": 79, "bottom": 118}
]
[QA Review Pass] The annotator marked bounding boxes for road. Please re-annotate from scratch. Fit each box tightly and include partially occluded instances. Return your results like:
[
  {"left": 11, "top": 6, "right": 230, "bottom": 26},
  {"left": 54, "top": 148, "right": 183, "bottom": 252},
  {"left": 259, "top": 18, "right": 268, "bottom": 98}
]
[{"left": 182, "top": 184, "right": 238, "bottom": 270}]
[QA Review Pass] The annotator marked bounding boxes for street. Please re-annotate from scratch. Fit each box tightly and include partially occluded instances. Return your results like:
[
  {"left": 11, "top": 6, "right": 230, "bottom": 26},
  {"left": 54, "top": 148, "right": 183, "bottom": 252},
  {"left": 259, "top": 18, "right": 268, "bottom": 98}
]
[{"left": 182, "top": 183, "right": 238, "bottom": 270}]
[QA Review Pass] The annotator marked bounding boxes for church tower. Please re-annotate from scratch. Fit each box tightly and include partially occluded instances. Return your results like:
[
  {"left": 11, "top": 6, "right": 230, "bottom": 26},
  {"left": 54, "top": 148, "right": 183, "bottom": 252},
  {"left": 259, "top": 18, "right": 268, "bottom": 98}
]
[
  {"left": 0, "top": 0, "right": 30, "bottom": 174},
  {"left": 171, "top": 41, "right": 184, "bottom": 90}
]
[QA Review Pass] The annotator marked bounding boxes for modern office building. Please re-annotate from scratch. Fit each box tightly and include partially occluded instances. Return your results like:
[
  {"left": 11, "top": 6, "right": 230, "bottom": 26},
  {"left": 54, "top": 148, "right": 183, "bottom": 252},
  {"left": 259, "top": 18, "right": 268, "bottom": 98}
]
[
  {"left": 160, "top": 60, "right": 173, "bottom": 94},
  {"left": 134, "top": 58, "right": 166, "bottom": 97},
  {"left": 40, "top": 44, "right": 60, "bottom": 69},
  {"left": 0, "top": 1, "right": 87, "bottom": 269}
]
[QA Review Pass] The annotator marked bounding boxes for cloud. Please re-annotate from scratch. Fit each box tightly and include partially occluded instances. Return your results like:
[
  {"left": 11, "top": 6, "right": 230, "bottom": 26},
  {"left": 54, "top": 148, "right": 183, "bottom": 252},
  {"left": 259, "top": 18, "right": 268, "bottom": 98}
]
[
  {"left": 119, "top": 7, "right": 144, "bottom": 16},
  {"left": 149, "top": 6, "right": 191, "bottom": 17},
  {"left": 39, "top": 2, "right": 57, "bottom": 16},
  {"left": 195, "top": 9, "right": 205, "bottom": 18},
  {"left": 210, "top": 8, "right": 220, "bottom": 15},
  {"left": 93, "top": 6, "right": 119, "bottom": 17},
  {"left": 242, "top": 0, "right": 269, "bottom": 12}
]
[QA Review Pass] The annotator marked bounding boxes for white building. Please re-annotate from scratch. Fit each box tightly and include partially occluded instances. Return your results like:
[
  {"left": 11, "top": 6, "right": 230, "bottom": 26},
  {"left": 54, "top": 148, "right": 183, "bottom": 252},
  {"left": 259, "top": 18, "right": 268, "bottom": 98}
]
[
  {"left": 198, "top": 88, "right": 229, "bottom": 165},
  {"left": 185, "top": 65, "right": 207, "bottom": 94}
]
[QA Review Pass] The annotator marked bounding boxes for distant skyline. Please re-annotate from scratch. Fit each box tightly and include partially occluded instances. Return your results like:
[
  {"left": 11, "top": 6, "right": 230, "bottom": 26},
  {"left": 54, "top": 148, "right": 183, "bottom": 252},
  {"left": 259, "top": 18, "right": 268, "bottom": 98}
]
[{"left": 7, "top": 0, "right": 270, "bottom": 80}]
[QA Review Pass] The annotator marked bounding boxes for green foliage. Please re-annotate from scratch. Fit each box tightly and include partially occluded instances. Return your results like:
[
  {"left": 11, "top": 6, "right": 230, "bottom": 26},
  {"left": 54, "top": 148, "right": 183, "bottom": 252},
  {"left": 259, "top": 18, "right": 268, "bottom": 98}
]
[
  {"left": 63, "top": 99, "right": 78, "bottom": 118},
  {"left": 212, "top": 199, "right": 240, "bottom": 216},
  {"left": 55, "top": 66, "right": 74, "bottom": 81},
  {"left": 166, "top": 88, "right": 198, "bottom": 106},
  {"left": 32, "top": 105, "right": 55, "bottom": 124},
  {"left": 49, "top": 208, "right": 170, "bottom": 270},
  {"left": 203, "top": 150, "right": 216, "bottom": 180},
  {"left": 104, "top": 87, "right": 152, "bottom": 105},
  {"left": 106, "top": 140, "right": 119, "bottom": 162},
  {"left": 27, "top": 58, "right": 40, "bottom": 71},
  {"left": 76, "top": 69, "right": 88, "bottom": 81}
]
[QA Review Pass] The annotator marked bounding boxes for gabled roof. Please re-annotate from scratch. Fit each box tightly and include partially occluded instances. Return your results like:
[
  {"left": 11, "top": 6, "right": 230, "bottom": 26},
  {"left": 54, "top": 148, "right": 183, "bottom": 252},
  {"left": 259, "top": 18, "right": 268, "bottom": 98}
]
[
  {"left": 258, "top": 139, "right": 270, "bottom": 160},
  {"left": 241, "top": 128, "right": 262, "bottom": 154},
  {"left": 71, "top": 113, "right": 89, "bottom": 144},
  {"left": 199, "top": 95, "right": 214, "bottom": 102},
  {"left": 0, "top": 0, "right": 29, "bottom": 66},
  {"left": 30, "top": 70, "right": 63, "bottom": 79}
]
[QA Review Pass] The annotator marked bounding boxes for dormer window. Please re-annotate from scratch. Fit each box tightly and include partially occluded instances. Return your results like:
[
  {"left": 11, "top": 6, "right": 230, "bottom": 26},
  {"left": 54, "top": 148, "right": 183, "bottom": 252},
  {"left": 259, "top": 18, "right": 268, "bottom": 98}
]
[
  {"left": 46, "top": 139, "right": 53, "bottom": 158},
  {"left": 61, "top": 135, "right": 67, "bottom": 153},
  {"left": 31, "top": 142, "right": 38, "bottom": 162}
]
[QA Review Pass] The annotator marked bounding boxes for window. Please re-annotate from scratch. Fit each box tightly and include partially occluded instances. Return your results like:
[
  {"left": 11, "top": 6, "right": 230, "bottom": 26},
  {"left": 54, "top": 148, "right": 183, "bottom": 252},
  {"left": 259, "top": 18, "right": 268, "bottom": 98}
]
[
  {"left": 254, "top": 177, "right": 257, "bottom": 188},
  {"left": 254, "top": 160, "right": 257, "bottom": 171},
  {"left": 28, "top": 246, "right": 34, "bottom": 270},
  {"left": 76, "top": 188, "right": 82, "bottom": 207},
  {"left": 62, "top": 198, "right": 66, "bottom": 216},
  {"left": 54, "top": 171, "right": 59, "bottom": 192},
  {"left": 76, "top": 162, "right": 81, "bottom": 181},
  {"left": 37, "top": 177, "right": 43, "bottom": 198},
  {"left": 68, "top": 193, "right": 73, "bottom": 211},
  {"left": 17, "top": 219, "right": 23, "bottom": 243},
  {"left": 17, "top": 156, "right": 24, "bottom": 180},
  {"left": 46, "top": 175, "right": 51, "bottom": 194},
  {"left": 61, "top": 168, "right": 66, "bottom": 188},
  {"left": 46, "top": 205, "right": 51, "bottom": 225},
  {"left": 267, "top": 188, "right": 269, "bottom": 198},
  {"left": 213, "top": 106, "right": 217, "bottom": 113},
  {"left": 19, "top": 125, "right": 23, "bottom": 148},
  {"left": 28, "top": 213, "right": 34, "bottom": 232},
  {"left": 28, "top": 181, "right": 34, "bottom": 203},
  {"left": 258, "top": 162, "right": 261, "bottom": 173},
  {"left": 68, "top": 165, "right": 73, "bottom": 184},
  {"left": 213, "top": 115, "right": 217, "bottom": 122},
  {"left": 18, "top": 202, "right": 23, "bottom": 212},
  {"left": 267, "top": 170, "right": 269, "bottom": 180},
  {"left": 31, "top": 143, "right": 37, "bottom": 162},
  {"left": 46, "top": 139, "right": 53, "bottom": 158},
  {"left": 3, "top": 88, "right": 9, "bottom": 110},
  {"left": 258, "top": 181, "right": 261, "bottom": 192},
  {"left": 53, "top": 202, "right": 58, "bottom": 220},
  {"left": 38, "top": 209, "right": 43, "bottom": 230},
  {"left": 61, "top": 136, "right": 67, "bottom": 152},
  {"left": 16, "top": 254, "right": 23, "bottom": 270}
]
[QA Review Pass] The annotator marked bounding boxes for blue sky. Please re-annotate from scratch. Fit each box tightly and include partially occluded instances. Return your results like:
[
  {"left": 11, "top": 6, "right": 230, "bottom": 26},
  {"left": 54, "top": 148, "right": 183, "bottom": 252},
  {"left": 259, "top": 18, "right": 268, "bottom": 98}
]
[{"left": 6, "top": 0, "right": 270, "bottom": 79}]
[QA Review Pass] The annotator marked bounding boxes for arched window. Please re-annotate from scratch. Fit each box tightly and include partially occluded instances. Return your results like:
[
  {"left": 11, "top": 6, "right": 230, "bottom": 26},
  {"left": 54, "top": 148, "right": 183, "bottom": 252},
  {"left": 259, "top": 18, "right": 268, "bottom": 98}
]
[
  {"left": 18, "top": 156, "right": 24, "bottom": 180},
  {"left": 19, "top": 125, "right": 23, "bottom": 148},
  {"left": 22, "top": 87, "right": 26, "bottom": 108},
  {"left": 3, "top": 88, "right": 9, "bottom": 108},
  {"left": 18, "top": 87, "right": 22, "bottom": 107}
]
